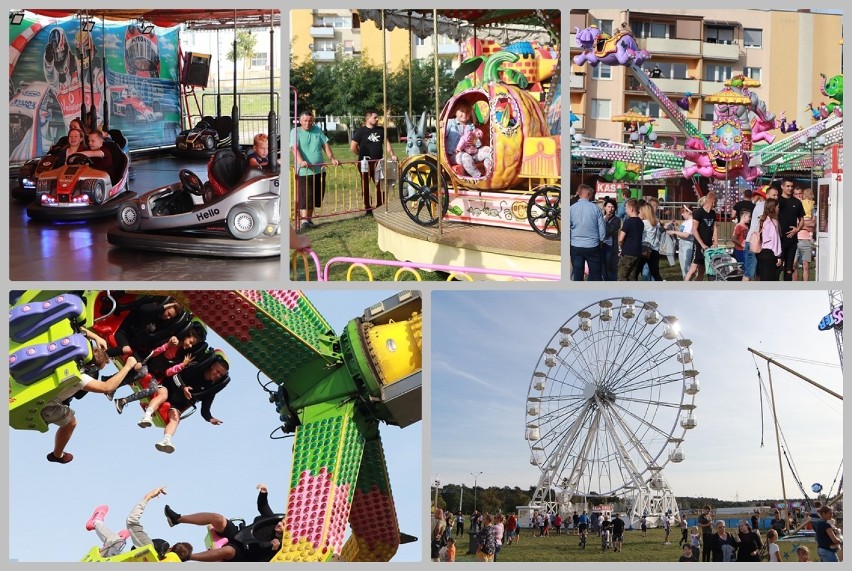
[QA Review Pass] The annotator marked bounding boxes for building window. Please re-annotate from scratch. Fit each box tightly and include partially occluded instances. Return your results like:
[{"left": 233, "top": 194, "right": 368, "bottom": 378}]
[
  {"left": 705, "top": 64, "right": 732, "bottom": 82},
  {"left": 743, "top": 28, "right": 762, "bottom": 48},
  {"left": 705, "top": 25, "right": 735, "bottom": 44},
  {"left": 594, "top": 19, "right": 613, "bottom": 36},
  {"left": 702, "top": 102, "right": 715, "bottom": 121},
  {"left": 415, "top": 36, "right": 426, "bottom": 46},
  {"left": 592, "top": 64, "right": 612, "bottom": 80},
  {"left": 626, "top": 99, "right": 662, "bottom": 118},
  {"left": 744, "top": 66, "right": 761, "bottom": 82},
  {"left": 251, "top": 52, "right": 267, "bottom": 68},
  {"left": 648, "top": 62, "right": 688, "bottom": 80},
  {"left": 315, "top": 40, "right": 335, "bottom": 52},
  {"left": 591, "top": 99, "right": 611, "bottom": 120},
  {"left": 634, "top": 21, "right": 672, "bottom": 39}
]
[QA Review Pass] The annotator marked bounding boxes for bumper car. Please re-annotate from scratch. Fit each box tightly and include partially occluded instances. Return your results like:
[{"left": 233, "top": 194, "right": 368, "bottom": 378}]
[
  {"left": 16, "top": 129, "right": 133, "bottom": 203},
  {"left": 108, "top": 147, "right": 281, "bottom": 257},
  {"left": 173, "top": 115, "right": 233, "bottom": 159},
  {"left": 26, "top": 132, "right": 134, "bottom": 221}
]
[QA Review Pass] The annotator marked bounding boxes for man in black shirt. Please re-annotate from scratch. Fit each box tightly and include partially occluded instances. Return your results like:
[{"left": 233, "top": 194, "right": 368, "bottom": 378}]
[
  {"left": 777, "top": 178, "right": 805, "bottom": 281},
  {"left": 698, "top": 505, "right": 713, "bottom": 561},
  {"left": 611, "top": 513, "right": 626, "bottom": 552},
  {"left": 732, "top": 189, "right": 755, "bottom": 223},
  {"left": 688, "top": 191, "right": 718, "bottom": 281},
  {"left": 618, "top": 199, "right": 644, "bottom": 280},
  {"left": 165, "top": 483, "right": 284, "bottom": 562},
  {"left": 350, "top": 109, "right": 398, "bottom": 213}
]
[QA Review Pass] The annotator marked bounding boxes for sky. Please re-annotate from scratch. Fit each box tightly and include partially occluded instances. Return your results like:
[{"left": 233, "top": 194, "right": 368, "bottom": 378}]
[
  {"left": 8, "top": 290, "right": 421, "bottom": 562},
  {"left": 431, "top": 290, "right": 843, "bottom": 504}
]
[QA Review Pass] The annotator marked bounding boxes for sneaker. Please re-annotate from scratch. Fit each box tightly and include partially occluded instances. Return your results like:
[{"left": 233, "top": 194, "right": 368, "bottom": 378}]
[
  {"left": 156, "top": 437, "right": 175, "bottom": 454},
  {"left": 115, "top": 398, "right": 125, "bottom": 415},
  {"left": 86, "top": 505, "right": 109, "bottom": 531},
  {"left": 105, "top": 391, "right": 115, "bottom": 402},
  {"left": 117, "top": 529, "right": 131, "bottom": 541},
  {"left": 138, "top": 413, "right": 153, "bottom": 428},
  {"left": 299, "top": 221, "right": 311, "bottom": 232},
  {"left": 164, "top": 504, "right": 181, "bottom": 527}
]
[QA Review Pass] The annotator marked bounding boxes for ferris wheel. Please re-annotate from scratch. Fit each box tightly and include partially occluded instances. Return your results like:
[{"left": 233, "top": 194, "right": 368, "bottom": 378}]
[{"left": 524, "top": 297, "right": 699, "bottom": 525}]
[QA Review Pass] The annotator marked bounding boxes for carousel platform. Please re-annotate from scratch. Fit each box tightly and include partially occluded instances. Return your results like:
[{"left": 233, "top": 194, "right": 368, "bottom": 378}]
[{"left": 374, "top": 198, "right": 561, "bottom": 280}]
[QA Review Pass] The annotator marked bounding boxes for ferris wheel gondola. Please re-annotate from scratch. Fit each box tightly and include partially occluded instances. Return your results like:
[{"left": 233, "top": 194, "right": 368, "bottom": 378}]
[{"left": 524, "top": 297, "right": 699, "bottom": 527}]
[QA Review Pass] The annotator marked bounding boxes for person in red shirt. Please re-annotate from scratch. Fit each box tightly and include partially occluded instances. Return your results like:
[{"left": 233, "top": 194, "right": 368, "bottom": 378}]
[{"left": 731, "top": 210, "right": 751, "bottom": 266}]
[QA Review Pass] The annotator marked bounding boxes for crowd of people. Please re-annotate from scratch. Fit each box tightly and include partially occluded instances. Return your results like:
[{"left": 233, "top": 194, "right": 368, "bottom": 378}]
[
  {"left": 569, "top": 178, "right": 816, "bottom": 282},
  {"left": 430, "top": 503, "right": 842, "bottom": 562}
]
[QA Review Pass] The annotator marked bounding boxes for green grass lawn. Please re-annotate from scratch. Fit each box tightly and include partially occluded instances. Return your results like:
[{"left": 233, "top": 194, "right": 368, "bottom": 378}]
[
  {"left": 289, "top": 213, "right": 444, "bottom": 282},
  {"left": 449, "top": 527, "right": 819, "bottom": 562},
  {"left": 289, "top": 142, "right": 451, "bottom": 281}
]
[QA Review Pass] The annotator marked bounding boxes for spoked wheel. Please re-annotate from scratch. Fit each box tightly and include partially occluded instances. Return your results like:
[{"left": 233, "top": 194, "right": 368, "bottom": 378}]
[
  {"left": 527, "top": 186, "right": 560, "bottom": 239},
  {"left": 399, "top": 158, "right": 449, "bottom": 226}
]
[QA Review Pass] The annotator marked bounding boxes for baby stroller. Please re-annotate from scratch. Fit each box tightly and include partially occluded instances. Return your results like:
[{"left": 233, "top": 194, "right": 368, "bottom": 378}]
[{"left": 704, "top": 246, "right": 743, "bottom": 281}]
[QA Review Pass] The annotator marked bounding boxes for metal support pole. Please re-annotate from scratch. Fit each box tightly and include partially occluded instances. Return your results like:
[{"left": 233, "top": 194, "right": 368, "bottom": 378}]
[
  {"left": 766, "top": 363, "right": 790, "bottom": 529},
  {"left": 747, "top": 347, "right": 843, "bottom": 400}
]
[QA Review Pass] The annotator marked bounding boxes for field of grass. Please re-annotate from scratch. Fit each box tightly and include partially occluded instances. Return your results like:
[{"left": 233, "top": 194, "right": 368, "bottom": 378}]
[
  {"left": 289, "top": 142, "right": 454, "bottom": 281},
  {"left": 289, "top": 213, "right": 444, "bottom": 282},
  {"left": 448, "top": 526, "right": 819, "bottom": 562}
]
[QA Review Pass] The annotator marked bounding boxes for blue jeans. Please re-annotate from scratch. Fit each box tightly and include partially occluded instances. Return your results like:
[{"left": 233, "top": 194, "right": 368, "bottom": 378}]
[
  {"left": 744, "top": 243, "right": 757, "bottom": 279},
  {"left": 571, "top": 245, "right": 602, "bottom": 281},
  {"left": 601, "top": 243, "right": 617, "bottom": 281},
  {"left": 678, "top": 241, "right": 694, "bottom": 278},
  {"left": 818, "top": 547, "right": 839, "bottom": 562}
]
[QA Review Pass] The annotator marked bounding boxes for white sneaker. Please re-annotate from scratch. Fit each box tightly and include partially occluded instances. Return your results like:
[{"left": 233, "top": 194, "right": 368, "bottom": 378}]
[
  {"left": 155, "top": 437, "right": 175, "bottom": 454},
  {"left": 138, "top": 414, "right": 153, "bottom": 428}
]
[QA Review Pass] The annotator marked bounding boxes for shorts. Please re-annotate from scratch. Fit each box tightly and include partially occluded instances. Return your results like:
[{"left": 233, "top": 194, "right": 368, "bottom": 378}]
[
  {"left": 41, "top": 400, "right": 75, "bottom": 426},
  {"left": 165, "top": 383, "right": 192, "bottom": 413},
  {"left": 614, "top": 533, "right": 624, "bottom": 542},
  {"left": 692, "top": 245, "right": 706, "bottom": 265},
  {"left": 797, "top": 239, "right": 813, "bottom": 263},
  {"left": 295, "top": 172, "right": 327, "bottom": 210}
]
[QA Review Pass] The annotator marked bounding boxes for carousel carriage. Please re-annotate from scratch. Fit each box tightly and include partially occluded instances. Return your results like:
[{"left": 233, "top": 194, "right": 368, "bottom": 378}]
[{"left": 396, "top": 51, "right": 561, "bottom": 239}]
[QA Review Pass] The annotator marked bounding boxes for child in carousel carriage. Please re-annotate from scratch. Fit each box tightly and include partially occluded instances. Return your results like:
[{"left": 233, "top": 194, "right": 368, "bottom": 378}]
[{"left": 446, "top": 102, "right": 493, "bottom": 178}]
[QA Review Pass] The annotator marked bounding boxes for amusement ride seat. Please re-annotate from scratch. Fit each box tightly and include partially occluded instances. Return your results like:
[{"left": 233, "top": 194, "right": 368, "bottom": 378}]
[
  {"left": 101, "top": 140, "right": 128, "bottom": 186},
  {"left": 206, "top": 148, "right": 246, "bottom": 198}
]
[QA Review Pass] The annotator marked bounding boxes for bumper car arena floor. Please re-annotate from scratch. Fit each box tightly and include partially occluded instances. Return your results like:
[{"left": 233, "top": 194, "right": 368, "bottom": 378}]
[{"left": 9, "top": 155, "right": 282, "bottom": 281}]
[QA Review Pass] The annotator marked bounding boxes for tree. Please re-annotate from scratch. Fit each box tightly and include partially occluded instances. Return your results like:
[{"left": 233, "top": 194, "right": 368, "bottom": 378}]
[
  {"left": 387, "top": 59, "right": 455, "bottom": 116},
  {"left": 226, "top": 30, "right": 258, "bottom": 78}
]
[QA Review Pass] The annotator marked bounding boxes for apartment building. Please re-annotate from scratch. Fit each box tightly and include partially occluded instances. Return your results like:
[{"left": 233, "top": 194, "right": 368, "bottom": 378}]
[
  {"left": 569, "top": 9, "right": 842, "bottom": 143},
  {"left": 290, "top": 9, "right": 461, "bottom": 70}
]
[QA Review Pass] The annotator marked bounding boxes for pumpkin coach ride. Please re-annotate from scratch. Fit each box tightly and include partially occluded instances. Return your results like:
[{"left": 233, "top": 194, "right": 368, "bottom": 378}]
[{"left": 364, "top": 10, "right": 561, "bottom": 278}]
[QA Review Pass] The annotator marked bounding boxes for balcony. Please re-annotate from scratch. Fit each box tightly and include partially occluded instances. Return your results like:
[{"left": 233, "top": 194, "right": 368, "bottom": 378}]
[
  {"left": 702, "top": 41, "right": 742, "bottom": 62},
  {"left": 310, "top": 26, "right": 335, "bottom": 38},
  {"left": 651, "top": 116, "right": 700, "bottom": 134},
  {"left": 638, "top": 37, "right": 701, "bottom": 57},
  {"left": 700, "top": 79, "right": 727, "bottom": 94},
  {"left": 436, "top": 42, "right": 460, "bottom": 56},
  {"left": 652, "top": 77, "right": 700, "bottom": 94},
  {"left": 570, "top": 74, "right": 585, "bottom": 91},
  {"left": 312, "top": 50, "right": 336, "bottom": 62}
]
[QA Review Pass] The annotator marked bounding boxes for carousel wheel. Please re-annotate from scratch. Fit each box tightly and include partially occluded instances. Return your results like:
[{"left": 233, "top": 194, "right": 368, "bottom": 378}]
[
  {"left": 527, "top": 186, "right": 561, "bottom": 239},
  {"left": 399, "top": 158, "right": 449, "bottom": 226}
]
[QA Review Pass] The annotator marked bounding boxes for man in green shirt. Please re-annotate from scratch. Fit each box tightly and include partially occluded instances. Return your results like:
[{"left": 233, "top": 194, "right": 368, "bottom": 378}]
[{"left": 290, "top": 111, "right": 339, "bottom": 231}]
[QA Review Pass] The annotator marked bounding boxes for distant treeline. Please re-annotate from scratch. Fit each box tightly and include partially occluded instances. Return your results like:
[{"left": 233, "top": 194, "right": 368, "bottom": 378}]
[{"left": 432, "top": 483, "right": 815, "bottom": 516}]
